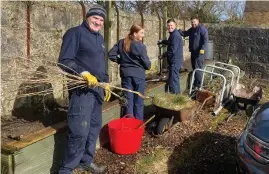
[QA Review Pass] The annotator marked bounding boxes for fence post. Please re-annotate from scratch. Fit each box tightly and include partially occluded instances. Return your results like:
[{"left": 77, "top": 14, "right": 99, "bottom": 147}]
[
  {"left": 162, "top": 6, "right": 168, "bottom": 70},
  {"left": 113, "top": 1, "right": 120, "bottom": 42},
  {"left": 104, "top": 1, "right": 112, "bottom": 72},
  {"left": 79, "top": 1, "right": 86, "bottom": 20},
  {"left": 26, "top": 1, "right": 32, "bottom": 60}
]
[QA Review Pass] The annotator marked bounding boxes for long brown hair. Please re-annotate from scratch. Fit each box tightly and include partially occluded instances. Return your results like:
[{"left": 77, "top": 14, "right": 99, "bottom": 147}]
[{"left": 124, "top": 24, "right": 143, "bottom": 52}]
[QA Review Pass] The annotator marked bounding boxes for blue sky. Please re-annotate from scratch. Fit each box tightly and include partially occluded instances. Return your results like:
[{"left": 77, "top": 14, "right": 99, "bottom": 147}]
[{"left": 219, "top": 1, "right": 246, "bottom": 21}]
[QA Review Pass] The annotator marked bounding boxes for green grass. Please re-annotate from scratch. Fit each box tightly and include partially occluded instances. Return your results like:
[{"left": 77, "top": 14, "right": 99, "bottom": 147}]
[
  {"left": 208, "top": 110, "right": 229, "bottom": 132},
  {"left": 152, "top": 93, "right": 194, "bottom": 111},
  {"left": 135, "top": 147, "right": 171, "bottom": 173}
]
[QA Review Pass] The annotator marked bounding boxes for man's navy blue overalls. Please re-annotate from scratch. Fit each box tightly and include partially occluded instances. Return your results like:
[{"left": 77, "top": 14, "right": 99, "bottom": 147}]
[
  {"left": 183, "top": 24, "right": 208, "bottom": 88},
  {"left": 108, "top": 39, "right": 151, "bottom": 120},
  {"left": 58, "top": 20, "right": 108, "bottom": 174},
  {"left": 165, "top": 29, "right": 183, "bottom": 94}
]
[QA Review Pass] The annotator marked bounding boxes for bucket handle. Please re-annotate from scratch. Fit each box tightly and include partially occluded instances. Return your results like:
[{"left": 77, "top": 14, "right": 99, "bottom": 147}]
[
  {"left": 122, "top": 114, "right": 136, "bottom": 119},
  {"left": 120, "top": 114, "right": 135, "bottom": 131}
]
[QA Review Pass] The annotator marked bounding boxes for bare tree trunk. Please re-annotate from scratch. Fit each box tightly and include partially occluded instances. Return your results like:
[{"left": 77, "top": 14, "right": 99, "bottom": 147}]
[{"left": 113, "top": 1, "right": 120, "bottom": 42}]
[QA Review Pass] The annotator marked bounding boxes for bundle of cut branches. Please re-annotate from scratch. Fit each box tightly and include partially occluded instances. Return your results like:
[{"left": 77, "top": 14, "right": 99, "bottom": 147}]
[{"left": 1, "top": 56, "right": 149, "bottom": 104}]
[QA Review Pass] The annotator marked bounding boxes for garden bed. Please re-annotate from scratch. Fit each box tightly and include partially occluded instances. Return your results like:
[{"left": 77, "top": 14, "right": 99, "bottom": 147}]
[
  {"left": 0, "top": 76, "right": 172, "bottom": 174},
  {"left": 1, "top": 80, "right": 164, "bottom": 146}
]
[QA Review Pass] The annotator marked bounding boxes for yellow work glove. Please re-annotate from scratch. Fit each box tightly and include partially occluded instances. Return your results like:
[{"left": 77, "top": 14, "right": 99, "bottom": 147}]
[
  {"left": 200, "top": 49, "right": 205, "bottom": 55},
  {"left": 81, "top": 71, "right": 98, "bottom": 87},
  {"left": 103, "top": 83, "right": 111, "bottom": 102}
]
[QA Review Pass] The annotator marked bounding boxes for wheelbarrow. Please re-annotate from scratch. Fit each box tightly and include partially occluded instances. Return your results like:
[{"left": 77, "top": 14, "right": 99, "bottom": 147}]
[
  {"left": 232, "top": 84, "right": 262, "bottom": 112},
  {"left": 189, "top": 61, "right": 242, "bottom": 116},
  {"left": 189, "top": 68, "right": 229, "bottom": 116},
  {"left": 153, "top": 101, "right": 197, "bottom": 135}
]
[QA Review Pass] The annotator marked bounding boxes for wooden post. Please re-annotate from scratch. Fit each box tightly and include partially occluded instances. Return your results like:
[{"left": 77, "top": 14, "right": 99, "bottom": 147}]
[
  {"left": 104, "top": 1, "right": 112, "bottom": 72},
  {"left": 140, "top": 11, "right": 144, "bottom": 43},
  {"left": 79, "top": 1, "right": 86, "bottom": 20},
  {"left": 113, "top": 1, "right": 120, "bottom": 42},
  {"left": 156, "top": 11, "right": 162, "bottom": 41},
  {"left": 162, "top": 6, "right": 168, "bottom": 70},
  {"left": 26, "top": 2, "right": 31, "bottom": 60}
]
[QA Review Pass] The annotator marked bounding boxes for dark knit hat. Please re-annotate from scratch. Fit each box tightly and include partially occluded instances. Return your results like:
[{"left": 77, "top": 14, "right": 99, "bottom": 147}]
[{"left": 86, "top": 5, "right": 107, "bottom": 20}]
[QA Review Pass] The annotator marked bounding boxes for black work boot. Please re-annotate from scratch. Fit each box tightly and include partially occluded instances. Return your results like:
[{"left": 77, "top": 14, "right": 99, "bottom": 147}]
[{"left": 77, "top": 163, "right": 106, "bottom": 173}]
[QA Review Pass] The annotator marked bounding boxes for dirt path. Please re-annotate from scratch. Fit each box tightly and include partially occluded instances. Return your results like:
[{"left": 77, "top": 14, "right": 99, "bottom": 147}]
[{"left": 88, "top": 106, "right": 248, "bottom": 174}]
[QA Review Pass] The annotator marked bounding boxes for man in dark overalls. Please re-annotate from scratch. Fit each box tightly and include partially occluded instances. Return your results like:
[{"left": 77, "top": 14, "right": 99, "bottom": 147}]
[
  {"left": 58, "top": 5, "right": 111, "bottom": 174},
  {"left": 159, "top": 19, "right": 183, "bottom": 94},
  {"left": 179, "top": 17, "right": 208, "bottom": 89}
]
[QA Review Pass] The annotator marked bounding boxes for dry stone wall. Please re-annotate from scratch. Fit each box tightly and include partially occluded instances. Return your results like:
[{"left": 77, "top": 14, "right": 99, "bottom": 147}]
[
  {"left": 207, "top": 25, "right": 269, "bottom": 79},
  {"left": 244, "top": 1, "right": 269, "bottom": 26}
]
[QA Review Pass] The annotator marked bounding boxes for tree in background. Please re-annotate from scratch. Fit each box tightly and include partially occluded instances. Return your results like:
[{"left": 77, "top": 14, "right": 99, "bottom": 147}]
[
  {"left": 85, "top": 0, "right": 245, "bottom": 24},
  {"left": 222, "top": 1, "right": 245, "bottom": 24}
]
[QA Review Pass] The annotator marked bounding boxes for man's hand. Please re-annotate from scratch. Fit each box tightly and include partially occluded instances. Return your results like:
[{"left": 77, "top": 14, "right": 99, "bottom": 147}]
[
  {"left": 104, "top": 84, "right": 111, "bottom": 102},
  {"left": 200, "top": 49, "right": 205, "bottom": 55},
  {"left": 81, "top": 71, "right": 98, "bottom": 87}
]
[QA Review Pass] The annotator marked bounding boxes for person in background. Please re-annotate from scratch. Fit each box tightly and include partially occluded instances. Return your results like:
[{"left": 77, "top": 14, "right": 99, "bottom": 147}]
[
  {"left": 179, "top": 16, "right": 208, "bottom": 89},
  {"left": 58, "top": 5, "right": 111, "bottom": 174},
  {"left": 159, "top": 18, "right": 183, "bottom": 94},
  {"left": 108, "top": 24, "right": 151, "bottom": 120}
]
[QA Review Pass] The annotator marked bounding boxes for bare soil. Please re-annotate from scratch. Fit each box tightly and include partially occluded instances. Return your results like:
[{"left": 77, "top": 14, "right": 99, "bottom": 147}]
[
  {"left": 88, "top": 78, "right": 268, "bottom": 174},
  {"left": 1, "top": 109, "right": 67, "bottom": 145},
  {"left": 91, "top": 108, "right": 247, "bottom": 174}
]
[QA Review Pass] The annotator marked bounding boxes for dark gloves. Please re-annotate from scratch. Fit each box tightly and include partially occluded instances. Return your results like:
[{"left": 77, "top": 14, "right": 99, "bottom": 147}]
[
  {"left": 158, "top": 52, "right": 167, "bottom": 59},
  {"left": 157, "top": 39, "right": 170, "bottom": 46}
]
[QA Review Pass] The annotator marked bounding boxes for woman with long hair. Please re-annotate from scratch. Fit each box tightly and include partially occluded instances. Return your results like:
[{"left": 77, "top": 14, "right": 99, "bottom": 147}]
[{"left": 108, "top": 24, "right": 151, "bottom": 120}]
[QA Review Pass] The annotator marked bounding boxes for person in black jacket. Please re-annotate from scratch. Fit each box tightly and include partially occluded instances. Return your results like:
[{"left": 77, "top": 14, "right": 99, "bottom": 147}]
[
  {"left": 58, "top": 5, "right": 110, "bottom": 174},
  {"left": 108, "top": 24, "right": 151, "bottom": 120},
  {"left": 159, "top": 19, "right": 183, "bottom": 94},
  {"left": 179, "top": 17, "right": 208, "bottom": 88}
]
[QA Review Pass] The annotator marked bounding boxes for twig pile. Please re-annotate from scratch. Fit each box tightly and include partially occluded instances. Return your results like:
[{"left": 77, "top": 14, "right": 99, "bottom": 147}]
[{"left": 1, "top": 56, "right": 85, "bottom": 100}]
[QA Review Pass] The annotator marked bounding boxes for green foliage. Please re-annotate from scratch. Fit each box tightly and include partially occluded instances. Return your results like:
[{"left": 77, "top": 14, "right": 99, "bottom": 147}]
[
  {"left": 153, "top": 93, "right": 194, "bottom": 111},
  {"left": 172, "top": 94, "right": 190, "bottom": 105}
]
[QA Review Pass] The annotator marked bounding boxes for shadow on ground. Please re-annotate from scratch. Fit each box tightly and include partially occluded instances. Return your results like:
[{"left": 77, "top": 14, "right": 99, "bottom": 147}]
[{"left": 167, "top": 131, "right": 237, "bottom": 174}]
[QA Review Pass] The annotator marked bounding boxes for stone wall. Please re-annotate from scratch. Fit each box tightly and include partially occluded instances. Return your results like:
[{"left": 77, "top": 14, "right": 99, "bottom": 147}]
[
  {"left": 1, "top": 1, "right": 91, "bottom": 118},
  {"left": 108, "top": 10, "right": 190, "bottom": 85},
  {"left": 244, "top": 1, "right": 269, "bottom": 26},
  {"left": 1, "top": 1, "right": 190, "bottom": 118},
  {"left": 207, "top": 25, "right": 269, "bottom": 79}
]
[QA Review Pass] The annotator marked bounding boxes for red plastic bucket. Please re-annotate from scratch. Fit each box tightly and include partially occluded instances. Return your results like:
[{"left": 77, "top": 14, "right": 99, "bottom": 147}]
[{"left": 108, "top": 115, "right": 145, "bottom": 155}]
